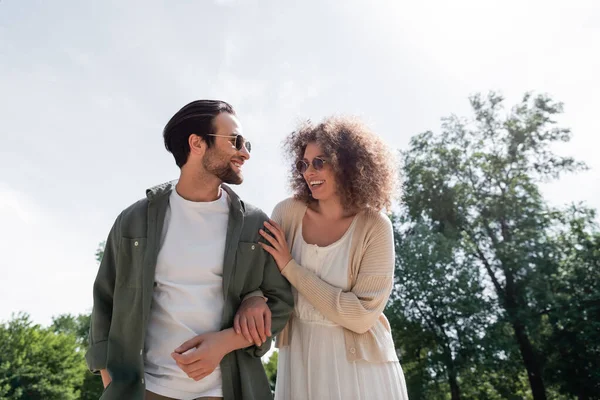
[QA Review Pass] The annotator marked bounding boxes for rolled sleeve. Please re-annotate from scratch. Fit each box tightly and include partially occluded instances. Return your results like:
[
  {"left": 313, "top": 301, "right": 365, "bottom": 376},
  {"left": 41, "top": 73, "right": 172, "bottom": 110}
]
[{"left": 85, "top": 340, "right": 108, "bottom": 374}]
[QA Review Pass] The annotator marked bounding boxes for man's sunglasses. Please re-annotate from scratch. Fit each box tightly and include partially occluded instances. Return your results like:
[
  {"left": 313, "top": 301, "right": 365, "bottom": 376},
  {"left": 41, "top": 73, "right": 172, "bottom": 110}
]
[
  {"left": 207, "top": 134, "right": 252, "bottom": 153},
  {"left": 295, "top": 157, "right": 328, "bottom": 174}
]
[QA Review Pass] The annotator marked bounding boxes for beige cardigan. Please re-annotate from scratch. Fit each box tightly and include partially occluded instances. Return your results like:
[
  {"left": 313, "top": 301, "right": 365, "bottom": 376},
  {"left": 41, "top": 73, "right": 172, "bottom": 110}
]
[{"left": 272, "top": 198, "right": 398, "bottom": 363}]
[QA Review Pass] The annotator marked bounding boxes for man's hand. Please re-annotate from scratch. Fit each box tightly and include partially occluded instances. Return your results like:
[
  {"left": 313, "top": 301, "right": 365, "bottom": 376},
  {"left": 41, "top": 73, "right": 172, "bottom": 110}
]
[
  {"left": 171, "top": 331, "right": 229, "bottom": 381},
  {"left": 233, "top": 296, "right": 271, "bottom": 346}
]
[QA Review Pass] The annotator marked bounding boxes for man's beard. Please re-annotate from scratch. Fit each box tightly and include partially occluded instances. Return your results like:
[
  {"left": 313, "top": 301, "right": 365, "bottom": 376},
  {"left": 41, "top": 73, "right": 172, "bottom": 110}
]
[{"left": 203, "top": 151, "right": 243, "bottom": 185}]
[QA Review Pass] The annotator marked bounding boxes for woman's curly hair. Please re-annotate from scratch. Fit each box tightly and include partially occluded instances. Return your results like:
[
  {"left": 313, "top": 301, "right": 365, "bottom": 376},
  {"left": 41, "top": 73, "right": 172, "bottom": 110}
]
[{"left": 283, "top": 116, "right": 398, "bottom": 213}]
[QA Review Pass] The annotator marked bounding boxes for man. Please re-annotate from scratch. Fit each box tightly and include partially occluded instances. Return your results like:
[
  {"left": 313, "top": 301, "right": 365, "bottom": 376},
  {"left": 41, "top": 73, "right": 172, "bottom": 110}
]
[{"left": 86, "top": 100, "right": 293, "bottom": 400}]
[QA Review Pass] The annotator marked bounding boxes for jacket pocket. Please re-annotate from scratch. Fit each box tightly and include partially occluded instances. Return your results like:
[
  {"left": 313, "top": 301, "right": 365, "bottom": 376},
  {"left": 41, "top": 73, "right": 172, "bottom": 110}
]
[
  {"left": 234, "top": 241, "right": 266, "bottom": 294},
  {"left": 116, "top": 237, "right": 146, "bottom": 288}
]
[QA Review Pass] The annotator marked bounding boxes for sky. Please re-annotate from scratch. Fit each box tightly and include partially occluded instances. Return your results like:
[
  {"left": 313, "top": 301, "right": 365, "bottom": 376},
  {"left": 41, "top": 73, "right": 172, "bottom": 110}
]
[{"left": 1, "top": 0, "right": 599, "bottom": 327}]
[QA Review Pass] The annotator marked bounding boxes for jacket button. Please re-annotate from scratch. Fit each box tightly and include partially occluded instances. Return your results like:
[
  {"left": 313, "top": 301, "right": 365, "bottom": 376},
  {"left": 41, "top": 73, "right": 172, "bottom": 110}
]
[
  {"left": 251, "top": 245, "right": 255, "bottom": 250},
  {"left": 140, "top": 349, "right": 143, "bottom": 355},
  {"left": 141, "top": 378, "right": 144, "bottom": 384},
  {"left": 134, "top": 241, "right": 139, "bottom": 246},
  {"left": 350, "top": 347, "right": 356, "bottom": 354}
]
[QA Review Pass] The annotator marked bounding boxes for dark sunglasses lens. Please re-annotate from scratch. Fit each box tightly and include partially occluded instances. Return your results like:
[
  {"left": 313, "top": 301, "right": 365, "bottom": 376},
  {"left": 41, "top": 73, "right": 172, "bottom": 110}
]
[
  {"left": 296, "top": 160, "right": 308, "bottom": 174},
  {"left": 235, "top": 136, "right": 243, "bottom": 150},
  {"left": 235, "top": 136, "right": 251, "bottom": 153},
  {"left": 313, "top": 158, "right": 325, "bottom": 170}
]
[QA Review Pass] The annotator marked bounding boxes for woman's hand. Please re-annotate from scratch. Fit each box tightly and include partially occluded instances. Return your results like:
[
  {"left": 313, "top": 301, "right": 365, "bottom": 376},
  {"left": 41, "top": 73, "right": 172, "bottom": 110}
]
[
  {"left": 233, "top": 296, "right": 271, "bottom": 346},
  {"left": 259, "top": 220, "right": 292, "bottom": 271}
]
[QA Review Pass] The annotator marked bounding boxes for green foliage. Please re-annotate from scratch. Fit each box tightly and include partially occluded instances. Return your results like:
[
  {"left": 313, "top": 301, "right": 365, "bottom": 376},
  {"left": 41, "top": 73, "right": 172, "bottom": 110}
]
[
  {"left": 95, "top": 241, "right": 105, "bottom": 264},
  {"left": 51, "top": 314, "right": 104, "bottom": 400},
  {"left": 51, "top": 314, "right": 91, "bottom": 348},
  {"left": 390, "top": 213, "right": 491, "bottom": 399},
  {"left": 0, "top": 313, "right": 86, "bottom": 400},
  {"left": 541, "top": 207, "right": 600, "bottom": 398},
  {"left": 263, "top": 351, "right": 278, "bottom": 391},
  {"left": 389, "top": 92, "right": 599, "bottom": 400}
]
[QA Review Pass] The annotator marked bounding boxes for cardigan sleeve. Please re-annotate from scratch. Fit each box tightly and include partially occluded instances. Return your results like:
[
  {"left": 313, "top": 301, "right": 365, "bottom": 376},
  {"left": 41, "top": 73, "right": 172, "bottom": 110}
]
[{"left": 280, "top": 213, "right": 395, "bottom": 334}]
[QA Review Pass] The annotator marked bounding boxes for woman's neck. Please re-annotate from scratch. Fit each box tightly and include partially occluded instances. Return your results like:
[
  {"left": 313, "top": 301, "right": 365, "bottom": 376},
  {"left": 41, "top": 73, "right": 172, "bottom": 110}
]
[{"left": 313, "top": 196, "right": 353, "bottom": 220}]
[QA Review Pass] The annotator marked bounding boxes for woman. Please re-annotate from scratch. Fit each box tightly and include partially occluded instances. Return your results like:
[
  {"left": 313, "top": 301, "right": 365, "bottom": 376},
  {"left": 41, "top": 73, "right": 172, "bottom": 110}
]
[{"left": 239, "top": 116, "right": 408, "bottom": 399}]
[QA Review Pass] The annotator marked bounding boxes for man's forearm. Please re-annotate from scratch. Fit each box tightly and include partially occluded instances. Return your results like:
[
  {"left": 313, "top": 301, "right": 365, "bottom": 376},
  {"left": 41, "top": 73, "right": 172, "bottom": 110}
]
[{"left": 220, "top": 327, "right": 255, "bottom": 353}]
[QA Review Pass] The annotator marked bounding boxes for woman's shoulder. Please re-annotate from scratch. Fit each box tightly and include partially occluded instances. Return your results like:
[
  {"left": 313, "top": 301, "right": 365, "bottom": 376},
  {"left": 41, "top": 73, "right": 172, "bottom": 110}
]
[
  {"left": 357, "top": 208, "right": 393, "bottom": 235},
  {"left": 273, "top": 197, "right": 307, "bottom": 215},
  {"left": 271, "top": 197, "right": 308, "bottom": 226}
]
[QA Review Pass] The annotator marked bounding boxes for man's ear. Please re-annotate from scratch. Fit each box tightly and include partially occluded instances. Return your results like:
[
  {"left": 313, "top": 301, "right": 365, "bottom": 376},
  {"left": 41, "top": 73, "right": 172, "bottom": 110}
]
[{"left": 188, "top": 134, "right": 206, "bottom": 157}]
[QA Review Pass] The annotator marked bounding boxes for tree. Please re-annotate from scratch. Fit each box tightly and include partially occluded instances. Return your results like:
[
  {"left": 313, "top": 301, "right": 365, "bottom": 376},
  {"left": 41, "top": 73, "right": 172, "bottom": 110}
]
[
  {"left": 95, "top": 241, "right": 105, "bottom": 264},
  {"left": 54, "top": 240, "right": 108, "bottom": 400},
  {"left": 400, "top": 92, "right": 590, "bottom": 400},
  {"left": 263, "top": 351, "right": 278, "bottom": 391},
  {"left": 385, "top": 301, "right": 450, "bottom": 399},
  {"left": 0, "top": 313, "right": 86, "bottom": 400},
  {"left": 51, "top": 313, "right": 104, "bottom": 400},
  {"left": 390, "top": 215, "right": 491, "bottom": 400},
  {"left": 51, "top": 313, "right": 91, "bottom": 348},
  {"left": 540, "top": 206, "right": 600, "bottom": 399}
]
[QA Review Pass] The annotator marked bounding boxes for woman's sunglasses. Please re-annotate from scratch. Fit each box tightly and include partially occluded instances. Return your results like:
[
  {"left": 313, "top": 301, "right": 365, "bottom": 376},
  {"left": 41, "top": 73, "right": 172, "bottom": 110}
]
[
  {"left": 295, "top": 157, "right": 328, "bottom": 174},
  {"left": 208, "top": 134, "right": 252, "bottom": 153}
]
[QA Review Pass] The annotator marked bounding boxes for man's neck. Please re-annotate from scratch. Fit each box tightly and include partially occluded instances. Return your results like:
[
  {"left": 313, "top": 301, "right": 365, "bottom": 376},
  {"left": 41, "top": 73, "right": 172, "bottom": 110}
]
[{"left": 175, "top": 170, "right": 222, "bottom": 202}]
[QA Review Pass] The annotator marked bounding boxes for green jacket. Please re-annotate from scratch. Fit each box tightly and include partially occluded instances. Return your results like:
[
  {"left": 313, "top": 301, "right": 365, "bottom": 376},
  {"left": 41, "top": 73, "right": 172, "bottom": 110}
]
[{"left": 86, "top": 181, "right": 293, "bottom": 400}]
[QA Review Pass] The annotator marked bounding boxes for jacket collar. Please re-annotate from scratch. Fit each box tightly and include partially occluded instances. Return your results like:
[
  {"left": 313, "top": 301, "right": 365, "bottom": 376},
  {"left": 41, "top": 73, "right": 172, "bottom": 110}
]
[{"left": 145, "top": 180, "right": 175, "bottom": 201}]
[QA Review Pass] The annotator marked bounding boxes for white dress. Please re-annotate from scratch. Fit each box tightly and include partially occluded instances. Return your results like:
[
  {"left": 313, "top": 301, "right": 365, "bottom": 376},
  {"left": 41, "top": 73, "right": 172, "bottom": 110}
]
[{"left": 275, "top": 220, "right": 409, "bottom": 400}]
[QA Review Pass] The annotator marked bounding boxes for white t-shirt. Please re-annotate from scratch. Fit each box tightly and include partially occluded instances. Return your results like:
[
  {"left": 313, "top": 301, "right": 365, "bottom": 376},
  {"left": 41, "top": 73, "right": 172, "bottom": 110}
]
[{"left": 144, "top": 188, "right": 229, "bottom": 400}]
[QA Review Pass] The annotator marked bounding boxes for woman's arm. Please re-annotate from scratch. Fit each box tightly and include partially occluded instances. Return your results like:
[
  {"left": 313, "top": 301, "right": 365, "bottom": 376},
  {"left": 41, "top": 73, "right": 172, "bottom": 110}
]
[{"left": 260, "top": 214, "right": 395, "bottom": 334}]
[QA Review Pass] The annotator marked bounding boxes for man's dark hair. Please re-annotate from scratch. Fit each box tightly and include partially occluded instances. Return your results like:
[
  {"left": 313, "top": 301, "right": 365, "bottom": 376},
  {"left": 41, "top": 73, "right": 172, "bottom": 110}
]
[{"left": 163, "top": 100, "right": 236, "bottom": 167}]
